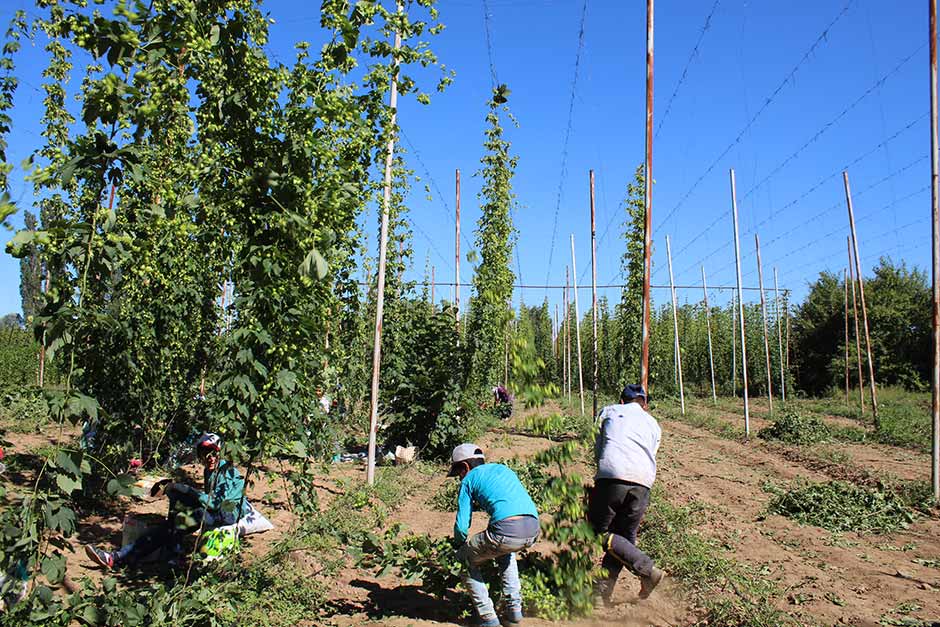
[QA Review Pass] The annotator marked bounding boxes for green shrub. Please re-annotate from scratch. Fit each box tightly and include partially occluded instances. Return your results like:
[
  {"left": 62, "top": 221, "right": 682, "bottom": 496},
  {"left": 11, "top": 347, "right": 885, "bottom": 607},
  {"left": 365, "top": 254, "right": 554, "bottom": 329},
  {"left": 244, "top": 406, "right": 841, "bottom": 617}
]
[
  {"left": 0, "top": 388, "right": 50, "bottom": 432},
  {"left": 0, "top": 328, "right": 40, "bottom": 388},
  {"left": 766, "top": 480, "right": 915, "bottom": 533},
  {"left": 757, "top": 410, "right": 830, "bottom": 445}
]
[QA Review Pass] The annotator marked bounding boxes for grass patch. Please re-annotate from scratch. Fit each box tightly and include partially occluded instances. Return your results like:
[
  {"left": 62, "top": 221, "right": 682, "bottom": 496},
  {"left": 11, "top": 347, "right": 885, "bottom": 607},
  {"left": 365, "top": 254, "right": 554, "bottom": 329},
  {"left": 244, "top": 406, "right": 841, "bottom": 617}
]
[
  {"left": 654, "top": 402, "right": 744, "bottom": 441},
  {"left": 765, "top": 480, "right": 915, "bottom": 534},
  {"left": 642, "top": 486, "right": 795, "bottom": 626}
]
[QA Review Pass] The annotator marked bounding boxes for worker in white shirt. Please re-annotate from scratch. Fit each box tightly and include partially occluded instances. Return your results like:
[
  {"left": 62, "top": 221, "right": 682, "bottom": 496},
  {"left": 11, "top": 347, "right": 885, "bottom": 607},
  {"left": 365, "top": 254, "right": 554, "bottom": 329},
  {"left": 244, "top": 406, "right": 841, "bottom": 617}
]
[{"left": 590, "top": 384, "right": 664, "bottom": 607}]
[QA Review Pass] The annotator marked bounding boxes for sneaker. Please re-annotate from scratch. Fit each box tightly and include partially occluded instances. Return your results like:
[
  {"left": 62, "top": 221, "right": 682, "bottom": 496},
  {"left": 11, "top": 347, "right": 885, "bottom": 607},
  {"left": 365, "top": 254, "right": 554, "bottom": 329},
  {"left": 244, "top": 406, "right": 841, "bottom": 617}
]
[
  {"left": 84, "top": 545, "right": 114, "bottom": 569},
  {"left": 477, "top": 617, "right": 500, "bottom": 627},
  {"left": 638, "top": 567, "right": 664, "bottom": 599},
  {"left": 502, "top": 608, "right": 523, "bottom": 626}
]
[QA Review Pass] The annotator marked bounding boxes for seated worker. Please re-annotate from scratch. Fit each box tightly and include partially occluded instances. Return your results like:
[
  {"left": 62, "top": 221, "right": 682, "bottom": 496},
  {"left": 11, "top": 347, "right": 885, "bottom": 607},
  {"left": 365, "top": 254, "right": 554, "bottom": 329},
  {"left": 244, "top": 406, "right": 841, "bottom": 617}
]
[
  {"left": 491, "top": 385, "right": 513, "bottom": 420},
  {"left": 84, "top": 433, "right": 249, "bottom": 569},
  {"left": 450, "top": 443, "right": 540, "bottom": 627}
]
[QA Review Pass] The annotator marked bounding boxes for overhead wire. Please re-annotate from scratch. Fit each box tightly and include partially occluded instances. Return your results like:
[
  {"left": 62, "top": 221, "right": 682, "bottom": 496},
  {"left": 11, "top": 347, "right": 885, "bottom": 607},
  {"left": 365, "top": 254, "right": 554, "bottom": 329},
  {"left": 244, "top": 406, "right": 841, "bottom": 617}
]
[
  {"left": 543, "top": 0, "right": 589, "bottom": 297},
  {"left": 668, "top": 118, "right": 928, "bottom": 282},
  {"left": 654, "top": 0, "right": 721, "bottom": 140},
  {"left": 654, "top": 0, "right": 856, "bottom": 233}
]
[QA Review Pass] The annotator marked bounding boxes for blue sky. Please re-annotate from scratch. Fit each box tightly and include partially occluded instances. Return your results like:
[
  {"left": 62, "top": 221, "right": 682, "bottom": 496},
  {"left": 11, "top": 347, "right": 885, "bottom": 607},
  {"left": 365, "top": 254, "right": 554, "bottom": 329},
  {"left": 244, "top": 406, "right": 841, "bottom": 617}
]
[{"left": 0, "top": 0, "right": 932, "bottom": 322}]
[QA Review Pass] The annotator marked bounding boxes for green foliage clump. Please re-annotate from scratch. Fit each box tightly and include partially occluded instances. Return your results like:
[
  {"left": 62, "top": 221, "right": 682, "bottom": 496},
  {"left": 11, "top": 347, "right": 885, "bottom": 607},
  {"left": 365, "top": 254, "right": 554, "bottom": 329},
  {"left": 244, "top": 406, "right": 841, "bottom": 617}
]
[
  {"left": 0, "top": 388, "right": 50, "bottom": 432},
  {"left": 521, "top": 412, "right": 590, "bottom": 440},
  {"left": 0, "top": 328, "right": 48, "bottom": 388},
  {"left": 466, "top": 86, "right": 517, "bottom": 393},
  {"left": 757, "top": 410, "right": 831, "bottom": 445},
  {"left": 766, "top": 480, "right": 915, "bottom": 534}
]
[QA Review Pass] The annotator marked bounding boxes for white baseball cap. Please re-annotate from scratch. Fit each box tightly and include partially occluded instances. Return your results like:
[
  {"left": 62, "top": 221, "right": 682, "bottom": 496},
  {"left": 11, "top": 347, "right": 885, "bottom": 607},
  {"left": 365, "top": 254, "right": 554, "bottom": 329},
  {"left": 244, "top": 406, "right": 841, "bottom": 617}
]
[{"left": 447, "top": 443, "right": 485, "bottom": 476}]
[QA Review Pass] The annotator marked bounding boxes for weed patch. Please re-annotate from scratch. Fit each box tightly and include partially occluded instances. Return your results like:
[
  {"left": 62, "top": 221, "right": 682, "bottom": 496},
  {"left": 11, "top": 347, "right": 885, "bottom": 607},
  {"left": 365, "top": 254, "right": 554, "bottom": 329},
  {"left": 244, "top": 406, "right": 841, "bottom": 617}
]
[
  {"left": 766, "top": 480, "right": 915, "bottom": 533},
  {"left": 758, "top": 410, "right": 831, "bottom": 445}
]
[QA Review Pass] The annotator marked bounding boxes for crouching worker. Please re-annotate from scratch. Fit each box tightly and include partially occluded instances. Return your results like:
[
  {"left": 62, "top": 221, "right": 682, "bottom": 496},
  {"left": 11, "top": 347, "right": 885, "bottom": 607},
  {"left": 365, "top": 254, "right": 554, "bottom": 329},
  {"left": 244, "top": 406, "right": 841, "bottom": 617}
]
[
  {"left": 85, "top": 433, "right": 249, "bottom": 569},
  {"left": 450, "top": 444, "right": 540, "bottom": 627},
  {"left": 590, "top": 385, "right": 665, "bottom": 606}
]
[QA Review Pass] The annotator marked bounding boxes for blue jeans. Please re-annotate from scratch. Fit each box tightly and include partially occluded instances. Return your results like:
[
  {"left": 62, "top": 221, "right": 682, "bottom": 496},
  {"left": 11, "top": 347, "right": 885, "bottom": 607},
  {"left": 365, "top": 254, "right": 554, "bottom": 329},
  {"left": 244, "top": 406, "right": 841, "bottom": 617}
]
[{"left": 457, "top": 528, "right": 538, "bottom": 621}]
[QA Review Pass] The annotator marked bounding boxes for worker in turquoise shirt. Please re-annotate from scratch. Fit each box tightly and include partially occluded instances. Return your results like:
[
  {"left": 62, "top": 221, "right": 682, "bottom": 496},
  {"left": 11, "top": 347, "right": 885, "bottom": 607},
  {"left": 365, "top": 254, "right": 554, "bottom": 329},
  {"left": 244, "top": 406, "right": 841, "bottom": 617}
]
[{"left": 449, "top": 443, "right": 540, "bottom": 627}]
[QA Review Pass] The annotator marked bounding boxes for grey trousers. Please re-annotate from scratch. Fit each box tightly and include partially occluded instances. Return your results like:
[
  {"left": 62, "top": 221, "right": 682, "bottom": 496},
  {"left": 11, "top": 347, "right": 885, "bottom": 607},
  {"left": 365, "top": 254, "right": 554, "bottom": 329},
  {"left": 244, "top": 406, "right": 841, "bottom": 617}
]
[{"left": 588, "top": 478, "right": 655, "bottom": 580}]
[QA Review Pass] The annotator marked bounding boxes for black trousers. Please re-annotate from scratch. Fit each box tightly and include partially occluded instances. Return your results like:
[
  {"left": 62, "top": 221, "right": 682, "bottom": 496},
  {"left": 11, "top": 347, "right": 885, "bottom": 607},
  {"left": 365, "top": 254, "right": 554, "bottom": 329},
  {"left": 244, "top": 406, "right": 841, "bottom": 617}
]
[{"left": 588, "top": 478, "right": 655, "bottom": 580}]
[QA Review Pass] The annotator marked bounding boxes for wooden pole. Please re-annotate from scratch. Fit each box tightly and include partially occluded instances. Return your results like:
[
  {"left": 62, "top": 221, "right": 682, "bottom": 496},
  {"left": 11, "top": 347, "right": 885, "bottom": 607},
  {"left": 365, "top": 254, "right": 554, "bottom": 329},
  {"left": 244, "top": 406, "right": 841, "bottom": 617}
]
[
  {"left": 931, "top": 0, "right": 940, "bottom": 502},
  {"left": 571, "top": 235, "right": 585, "bottom": 416},
  {"left": 732, "top": 291, "right": 737, "bottom": 397},
  {"left": 844, "top": 267, "right": 850, "bottom": 406},
  {"left": 844, "top": 172, "right": 879, "bottom": 425},
  {"left": 666, "top": 236, "right": 685, "bottom": 414},
  {"left": 639, "top": 0, "right": 654, "bottom": 392},
  {"left": 565, "top": 267, "right": 571, "bottom": 403},
  {"left": 755, "top": 234, "right": 774, "bottom": 416},
  {"left": 456, "top": 169, "right": 461, "bottom": 334},
  {"left": 554, "top": 303, "right": 559, "bottom": 360},
  {"left": 848, "top": 236, "right": 864, "bottom": 412},
  {"left": 590, "top": 170, "right": 599, "bottom": 418},
  {"left": 702, "top": 266, "right": 717, "bottom": 405},
  {"left": 38, "top": 269, "right": 50, "bottom": 388},
  {"left": 367, "top": 12, "right": 402, "bottom": 486},
  {"left": 730, "top": 169, "right": 750, "bottom": 436},
  {"left": 774, "top": 267, "right": 786, "bottom": 403}
]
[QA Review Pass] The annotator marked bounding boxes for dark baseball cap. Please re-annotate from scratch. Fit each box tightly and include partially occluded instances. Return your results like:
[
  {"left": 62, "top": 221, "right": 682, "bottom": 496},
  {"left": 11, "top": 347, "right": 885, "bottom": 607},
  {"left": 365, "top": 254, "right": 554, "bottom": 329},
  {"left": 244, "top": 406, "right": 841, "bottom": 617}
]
[{"left": 621, "top": 384, "right": 647, "bottom": 402}]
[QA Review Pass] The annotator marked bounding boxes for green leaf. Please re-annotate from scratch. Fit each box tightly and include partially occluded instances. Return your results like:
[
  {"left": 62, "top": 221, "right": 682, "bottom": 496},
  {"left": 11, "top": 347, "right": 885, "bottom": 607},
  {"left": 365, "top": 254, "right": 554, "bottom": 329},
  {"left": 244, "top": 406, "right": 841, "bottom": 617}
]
[
  {"left": 299, "top": 248, "right": 328, "bottom": 279},
  {"left": 56, "top": 473, "right": 82, "bottom": 495},
  {"left": 40, "top": 554, "right": 66, "bottom": 584}
]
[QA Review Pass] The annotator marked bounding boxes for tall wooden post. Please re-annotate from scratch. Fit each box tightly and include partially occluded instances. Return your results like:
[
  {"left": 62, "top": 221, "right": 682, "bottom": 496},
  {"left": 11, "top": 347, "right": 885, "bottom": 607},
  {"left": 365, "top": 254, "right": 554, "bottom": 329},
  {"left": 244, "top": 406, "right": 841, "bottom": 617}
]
[
  {"left": 844, "top": 267, "right": 850, "bottom": 405},
  {"left": 367, "top": 13, "right": 402, "bottom": 486},
  {"left": 666, "top": 236, "right": 685, "bottom": 414},
  {"left": 844, "top": 172, "right": 879, "bottom": 425},
  {"left": 774, "top": 268, "right": 786, "bottom": 403},
  {"left": 931, "top": 0, "right": 940, "bottom": 502},
  {"left": 848, "top": 236, "right": 865, "bottom": 411},
  {"left": 571, "top": 235, "right": 585, "bottom": 416},
  {"left": 730, "top": 169, "right": 750, "bottom": 436},
  {"left": 455, "top": 169, "right": 461, "bottom": 333},
  {"left": 554, "top": 303, "right": 559, "bottom": 360},
  {"left": 640, "top": 0, "right": 655, "bottom": 392},
  {"left": 702, "top": 267, "right": 717, "bottom": 405},
  {"left": 755, "top": 235, "right": 774, "bottom": 415},
  {"left": 732, "top": 292, "right": 737, "bottom": 397},
  {"left": 590, "top": 170, "right": 599, "bottom": 418},
  {"left": 565, "top": 266, "right": 571, "bottom": 406}
]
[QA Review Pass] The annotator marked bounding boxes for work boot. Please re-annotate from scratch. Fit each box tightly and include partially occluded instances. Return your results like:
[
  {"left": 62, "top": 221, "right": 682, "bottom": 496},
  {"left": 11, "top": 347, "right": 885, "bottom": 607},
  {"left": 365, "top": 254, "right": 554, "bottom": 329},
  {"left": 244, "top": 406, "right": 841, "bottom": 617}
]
[
  {"left": 502, "top": 608, "right": 523, "bottom": 626},
  {"left": 84, "top": 545, "right": 114, "bottom": 569},
  {"left": 592, "top": 577, "right": 615, "bottom": 609},
  {"left": 638, "top": 567, "right": 664, "bottom": 599}
]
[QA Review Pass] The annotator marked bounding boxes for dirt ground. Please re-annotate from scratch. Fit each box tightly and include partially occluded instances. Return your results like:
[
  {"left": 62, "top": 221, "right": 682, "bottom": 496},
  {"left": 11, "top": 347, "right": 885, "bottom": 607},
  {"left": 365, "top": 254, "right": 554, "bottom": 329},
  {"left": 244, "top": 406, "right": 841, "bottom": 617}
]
[{"left": 5, "top": 398, "right": 940, "bottom": 626}]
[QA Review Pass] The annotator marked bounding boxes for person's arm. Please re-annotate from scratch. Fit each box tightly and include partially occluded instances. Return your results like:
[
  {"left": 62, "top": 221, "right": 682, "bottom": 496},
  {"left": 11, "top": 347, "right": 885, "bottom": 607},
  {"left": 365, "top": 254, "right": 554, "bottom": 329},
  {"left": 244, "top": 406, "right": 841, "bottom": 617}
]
[{"left": 453, "top": 478, "right": 473, "bottom": 544}]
